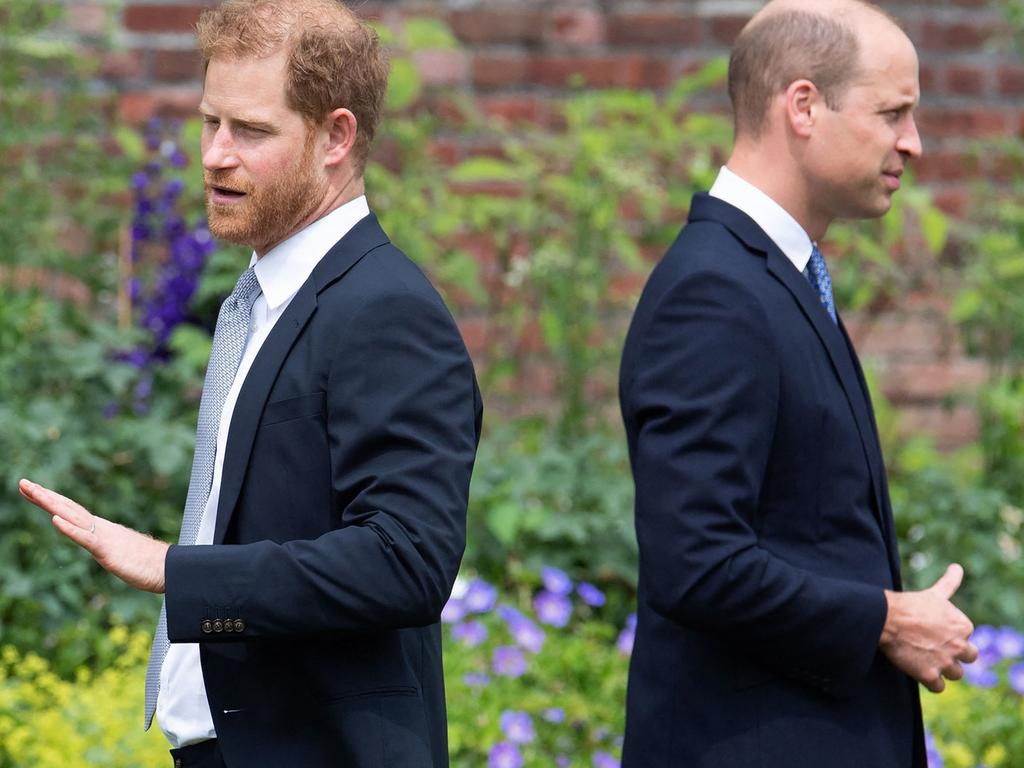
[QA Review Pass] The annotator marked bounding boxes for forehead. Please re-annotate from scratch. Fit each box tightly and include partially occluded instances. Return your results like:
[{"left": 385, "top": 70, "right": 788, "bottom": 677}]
[
  {"left": 847, "top": 25, "right": 920, "bottom": 105},
  {"left": 200, "top": 50, "right": 294, "bottom": 117}
]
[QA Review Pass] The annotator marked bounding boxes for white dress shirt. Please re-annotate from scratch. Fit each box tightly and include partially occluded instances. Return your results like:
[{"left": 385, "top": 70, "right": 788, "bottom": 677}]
[
  {"left": 708, "top": 166, "right": 815, "bottom": 273},
  {"left": 157, "top": 195, "right": 371, "bottom": 748}
]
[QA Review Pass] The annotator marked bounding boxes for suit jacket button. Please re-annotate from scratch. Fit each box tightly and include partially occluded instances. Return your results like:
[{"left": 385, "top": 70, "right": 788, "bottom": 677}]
[
  {"left": 234, "top": 619, "right": 245, "bottom": 633},
  {"left": 201, "top": 620, "right": 213, "bottom": 634},
  {"left": 223, "top": 620, "right": 234, "bottom": 633},
  {"left": 212, "top": 619, "right": 224, "bottom": 633}
]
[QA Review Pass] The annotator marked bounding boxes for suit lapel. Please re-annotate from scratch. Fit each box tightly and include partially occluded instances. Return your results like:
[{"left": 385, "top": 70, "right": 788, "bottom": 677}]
[{"left": 213, "top": 214, "right": 391, "bottom": 544}]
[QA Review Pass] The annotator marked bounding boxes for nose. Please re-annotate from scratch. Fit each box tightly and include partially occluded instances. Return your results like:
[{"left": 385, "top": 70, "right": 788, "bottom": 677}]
[
  {"left": 201, "top": 124, "right": 239, "bottom": 172},
  {"left": 897, "top": 114, "right": 923, "bottom": 160}
]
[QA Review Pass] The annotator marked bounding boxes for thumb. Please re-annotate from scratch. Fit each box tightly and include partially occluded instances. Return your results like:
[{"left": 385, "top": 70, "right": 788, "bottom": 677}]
[{"left": 931, "top": 563, "right": 964, "bottom": 599}]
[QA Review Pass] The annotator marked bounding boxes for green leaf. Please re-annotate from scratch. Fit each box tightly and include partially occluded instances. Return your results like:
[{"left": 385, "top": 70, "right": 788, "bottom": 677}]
[
  {"left": 921, "top": 205, "right": 949, "bottom": 254},
  {"left": 386, "top": 58, "right": 421, "bottom": 111},
  {"left": 402, "top": 17, "right": 458, "bottom": 50}
]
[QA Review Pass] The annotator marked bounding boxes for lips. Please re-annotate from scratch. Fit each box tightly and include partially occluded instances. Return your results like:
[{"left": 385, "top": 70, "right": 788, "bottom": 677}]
[
  {"left": 882, "top": 168, "right": 903, "bottom": 191},
  {"left": 207, "top": 184, "right": 248, "bottom": 205}
]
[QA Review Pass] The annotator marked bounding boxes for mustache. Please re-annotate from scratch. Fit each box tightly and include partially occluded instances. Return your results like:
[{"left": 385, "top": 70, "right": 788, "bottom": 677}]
[{"left": 204, "top": 172, "right": 253, "bottom": 195}]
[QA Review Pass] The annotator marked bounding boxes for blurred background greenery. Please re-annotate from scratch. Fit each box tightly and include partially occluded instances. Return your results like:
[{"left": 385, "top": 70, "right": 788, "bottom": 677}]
[{"left": 1, "top": 1, "right": 1022, "bottom": 767}]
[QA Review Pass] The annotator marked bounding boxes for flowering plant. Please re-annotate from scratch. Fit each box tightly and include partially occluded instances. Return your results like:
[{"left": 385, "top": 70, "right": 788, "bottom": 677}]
[{"left": 443, "top": 567, "right": 632, "bottom": 768}]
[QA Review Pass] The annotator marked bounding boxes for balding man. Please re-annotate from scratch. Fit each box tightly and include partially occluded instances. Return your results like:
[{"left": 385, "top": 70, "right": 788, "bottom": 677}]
[
  {"left": 19, "top": 1, "right": 481, "bottom": 766},
  {"left": 619, "top": 2, "right": 977, "bottom": 766}
]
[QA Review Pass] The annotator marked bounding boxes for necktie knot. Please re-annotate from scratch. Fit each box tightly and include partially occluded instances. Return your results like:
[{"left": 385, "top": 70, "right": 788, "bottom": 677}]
[{"left": 806, "top": 244, "right": 838, "bottom": 325}]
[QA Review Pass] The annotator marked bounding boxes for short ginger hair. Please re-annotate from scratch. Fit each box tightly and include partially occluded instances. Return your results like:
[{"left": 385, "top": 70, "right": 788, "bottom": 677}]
[
  {"left": 197, "top": 0, "right": 389, "bottom": 172},
  {"left": 728, "top": 2, "right": 897, "bottom": 138}
]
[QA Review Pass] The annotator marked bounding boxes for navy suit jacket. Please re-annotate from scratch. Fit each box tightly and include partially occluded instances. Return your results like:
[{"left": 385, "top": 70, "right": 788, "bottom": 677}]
[
  {"left": 163, "top": 214, "right": 482, "bottom": 768},
  {"left": 619, "top": 195, "right": 924, "bottom": 767}
]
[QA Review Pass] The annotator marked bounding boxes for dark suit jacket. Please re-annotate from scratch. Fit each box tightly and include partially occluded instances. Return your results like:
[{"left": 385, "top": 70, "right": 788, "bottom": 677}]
[
  {"left": 618, "top": 195, "right": 924, "bottom": 768},
  {"left": 163, "top": 214, "right": 482, "bottom": 768}
]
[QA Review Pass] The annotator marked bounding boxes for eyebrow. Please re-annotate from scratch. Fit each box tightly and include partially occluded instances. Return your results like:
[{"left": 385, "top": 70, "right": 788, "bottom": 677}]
[{"left": 197, "top": 106, "right": 280, "bottom": 134}]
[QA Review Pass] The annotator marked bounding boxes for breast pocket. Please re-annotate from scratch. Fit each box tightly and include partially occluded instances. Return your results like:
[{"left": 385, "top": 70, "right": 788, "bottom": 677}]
[{"left": 259, "top": 391, "right": 325, "bottom": 427}]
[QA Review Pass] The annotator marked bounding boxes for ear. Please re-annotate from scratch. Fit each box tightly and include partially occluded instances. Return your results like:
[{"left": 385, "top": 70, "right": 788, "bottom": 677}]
[
  {"left": 784, "top": 79, "right": 820, "bottom": 139},
  {"left": 322, "top": 107, "right": 358, "bottom": 168}
]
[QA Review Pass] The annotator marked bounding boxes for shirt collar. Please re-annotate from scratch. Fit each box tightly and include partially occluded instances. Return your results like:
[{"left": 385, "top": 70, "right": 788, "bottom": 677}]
[
  {"left": 708, "top": 166, "right": 815, "bottom": 273},
  {"left": 249, "top": 195, "right": 371, "bottom": 310}
]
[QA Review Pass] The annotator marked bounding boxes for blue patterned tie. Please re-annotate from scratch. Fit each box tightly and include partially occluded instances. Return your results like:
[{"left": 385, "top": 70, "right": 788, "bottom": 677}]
[
  {"left": 806, "top": 244, "right": 838, "bottom": 324},
  {"left": 144, "top": 266, "right": 261, "bottom": 729}
]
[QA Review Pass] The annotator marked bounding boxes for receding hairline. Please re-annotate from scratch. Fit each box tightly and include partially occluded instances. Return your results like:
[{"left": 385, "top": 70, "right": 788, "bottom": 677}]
[{"left": 746, "top": 0, "right": 904, "bottom": 49}]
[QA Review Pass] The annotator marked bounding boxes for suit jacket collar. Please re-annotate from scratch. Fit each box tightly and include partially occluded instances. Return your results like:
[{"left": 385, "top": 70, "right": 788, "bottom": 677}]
[
  {"left": 689, "top": 195, "right": 898, "bottom": 575},
  {"left": 212, "top": 214, "right": 391, "bottom": 544}
]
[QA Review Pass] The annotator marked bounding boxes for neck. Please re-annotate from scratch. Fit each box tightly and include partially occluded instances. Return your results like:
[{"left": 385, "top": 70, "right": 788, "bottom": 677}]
[{"left": 726, "top": 143, "right": 830, "bottom": 242}]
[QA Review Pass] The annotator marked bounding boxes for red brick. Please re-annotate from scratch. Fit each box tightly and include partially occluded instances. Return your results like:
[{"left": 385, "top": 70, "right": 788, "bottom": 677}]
[
  {"left": 412, "top": 49, "right": 468, "bottom": 86},
  {"left": 457, "top": 316, "right": 488, "bottom": 358},
  {"left": 914, "top": 151, "right": 980, "bottom": 182},
  {"left": 66, "top": 3, "right": 109, "bottom": 35},
  {"left": 101, "top": 50, "right": 146, "bottom": 80},
  {"left": 529, "top": 55, "right": 671, "bottom": 89},
  {"left": 917, "top": 108, "right": 1011, "bottom": 138},
  {"left": 918, "top": 63, "right": 938, "bottom": 92},
  {"left": 427, "top": 137, "right": 461, "bottom": 166},
  {"left": 853, "top": 316, "right": 950, "bottom": 359},
  {"left": 898, "top": 405, "right": 979, "bottom": 449},
  {"left": 117, "top": 87, "right": 200, "bottom": 123},
  {"left": 449, "top": 9, "right": 545, "bottom": 45},
  {"left": 153, "top": 49, "right": 203, "bottom": 82},
  {"left": 945, "top": 64, "right": 985, "bottom": 95},
  {"left": 998, "top": 66, "right": 1024, "bottom": 96},
  {"left": 881, "top": 360, "right": 989, "bottom": 402},
  {"left": 472, "top": 54, "right": 530, "bottom": 89},
  {"left": 709, "top": 15, "right": 749, "bottom": 45},
  {"left": 449, "top": 180, "right": 525, "bottom": 199},
  {"left": 479, "top": 95, "right": 555, "bottom": 126},
  {"left": 607, "top": 13, "right": 701, "bottom": 46},
  {"left": 123, "top": 4, "right": 208, "bottom": 33},
  {"left": 548, "top": 9, "right": 607, "bottom": 47},
  {"left": 932, "top": 188, "right": 969, "bottom": 218},
  {"left": 921, "top": 20, "right": 998, "bottom": 50}
]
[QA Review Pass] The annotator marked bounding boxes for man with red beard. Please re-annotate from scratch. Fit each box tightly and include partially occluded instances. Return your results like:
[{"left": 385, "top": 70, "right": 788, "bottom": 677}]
[{"left": 19, "top": 2, "right": 481, "bottom": 766}]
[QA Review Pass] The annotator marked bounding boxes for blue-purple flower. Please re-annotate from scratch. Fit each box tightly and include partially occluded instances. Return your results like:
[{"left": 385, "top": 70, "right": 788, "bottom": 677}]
[
  {"left": 1009, "top": 662, "right": 1024, "bottom": 695},
  {"left": 962, "top": 658, "right": 999, "bottom": 688},
  {"left": 541, "top": 566, "right": 573, "bottom": 596},
  {"left": 464, "top": 578, "right": 498, "bottom": 614},
  {"left": 441, "top": 597, "right": 467, "bottom": 624},
  {"left": 617, "top": 614, "right": 637, "bottom": 656},
  {"left": 498, "top": 605, "right": 545, "bottom": 652},
  {"left": 577, "top": 581, "right": 606, "bottom": 607},
  {"left": 542, "top": 707, "right": 565, "bottom": 723},
  {"left": 452, "top": 620, "right": 488, "bottom": 647},
  {"left": 995, "top": 626, "right": 1024, "bottom": 660},
  {"left": 463, "top": 672, "right": 490, "bottom": 687},
  {"left": 594, "top": 752, "right": 620, "bottom": 768},
  {"left": 924, "top": 729, "right": 943, "bottom": 768},
  {"left": 488, "top": 742, "right": 523, "bottom": 768},
  {"left": 492, "top": 646, "right": 528, "bottom": 678},
  {"left": 499, "top": 710, "right": 535, "bottom": 744},
  {"left": 534, "top": 589, "right": 573, "bottom": 627}
]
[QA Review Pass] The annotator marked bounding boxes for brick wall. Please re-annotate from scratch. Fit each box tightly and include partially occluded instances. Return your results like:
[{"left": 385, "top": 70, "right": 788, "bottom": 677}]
[{"left": 60, "top": 0, "right": 1023, "bottom": 447}]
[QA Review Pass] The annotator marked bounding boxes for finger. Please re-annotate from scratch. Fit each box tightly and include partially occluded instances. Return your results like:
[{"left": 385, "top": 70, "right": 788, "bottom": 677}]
[
  {"left": 942, "top": 662, "right": 964, "bottom": 681},
  {"left": 957, "top": 642, "right": 979, "bottom": 664},
  {"left": 19, "top": 479, "right": 92, "bottom": 531},
  {"left": 931, "top": 563, "right": 964, "bottom": 600},
  {"left": 51, "top": 514, "right": 98, "bottom": 553},
  {"left": 924, "top": 674, "right": 945, "bottom": 694}
]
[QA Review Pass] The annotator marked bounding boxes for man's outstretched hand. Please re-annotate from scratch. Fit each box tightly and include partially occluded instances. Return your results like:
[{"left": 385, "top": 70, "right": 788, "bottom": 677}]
[
  {"left": 879, "top": 563, "right": 978, "bottom": 693},
  {"left": 19, "top": 478, "right": 168, "bottom": 594}
]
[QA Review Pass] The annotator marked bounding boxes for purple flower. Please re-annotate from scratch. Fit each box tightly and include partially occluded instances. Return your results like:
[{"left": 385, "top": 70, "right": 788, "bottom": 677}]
[
  {"left": 542, "top": 707, "right": 565, "bottom": 723},
  {"left": 464, "top": 579, "right": 498, "bottom": 614},
  {"left": 163, "top": 178, "right": 185, "bottom": 199},
  {"left": 131, "top": 171, "right": 150, "bottom": 191},
  {"left": 441, "top": 597, "right": 467, "bottom": 624},
  {"left": 924, "top": 729, "right": 943, "bottom": 768},
  {"left": 463, "top": 673, "right": 490, "bottom": 687},
  {"left": 556, "top": 758, "right": 570, "bottom": 768},
  {"left": 617, "top": 614, "right": 637, "bottom": 657},
  {"left": 534, "top": 590, "right": 573, "bottom": 628},
  {"left": 170, "top": 149, "right": 188, "bottom": 168},
  {"left": 499, "top": 710, "right": 535, "bottom": 744},
  {"left": 593, "top": 752, "right": 620, "bottom": 768},
  {"left": 452, "top": 621, "right": 488, "bottom": 647},
  {"left": 488, "top": 742, "right": 523, "bottom": 768},
  {"left": 962, "top": 659, "right": 999, "bottom": 688},
  {"left": 102, "top": 402, "right": 120, "bottom": 420},
  {"left": 492, "top": 645, "right": 527, "bottom": 678},
  {"left": 498, "top": 605, "right": 545, "bottom": 652},
  {"left": 995, "top": 627, "right": 1024, "bottom": 660},
  {"left": 577, "top": 582, "right": 606, "bottom": 607},
  {"left": 541, "top": 566, "right": 573, "bottom": 596},
  {"left": 1009, "top": 662, "right": 1024, "bottom": 695}
]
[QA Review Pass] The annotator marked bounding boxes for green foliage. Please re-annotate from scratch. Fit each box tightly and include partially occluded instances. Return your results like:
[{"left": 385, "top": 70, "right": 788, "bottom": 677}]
[
  {"left": 468, "top": 423, "right": 636, "bottom": 586},
  {"left": 923, "top": 668, "right": 1024, "bottom": 768},
  {"left": 0, "top": 629, "right": 169, "bottom": 767}
]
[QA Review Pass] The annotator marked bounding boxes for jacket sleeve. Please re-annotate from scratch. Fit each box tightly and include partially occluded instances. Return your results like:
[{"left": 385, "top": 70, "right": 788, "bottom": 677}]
[
  {"left": 623, "top": 269, "right": 887, "bottom": 696},
  {"left": 164, "top": 288, "right": 481, "bottom": 641}
]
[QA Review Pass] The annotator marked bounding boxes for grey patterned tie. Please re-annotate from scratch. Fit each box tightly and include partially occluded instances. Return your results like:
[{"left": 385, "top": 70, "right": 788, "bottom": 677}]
[{"left": 144, "top": 266, "right": 262, "bottom": 728}]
